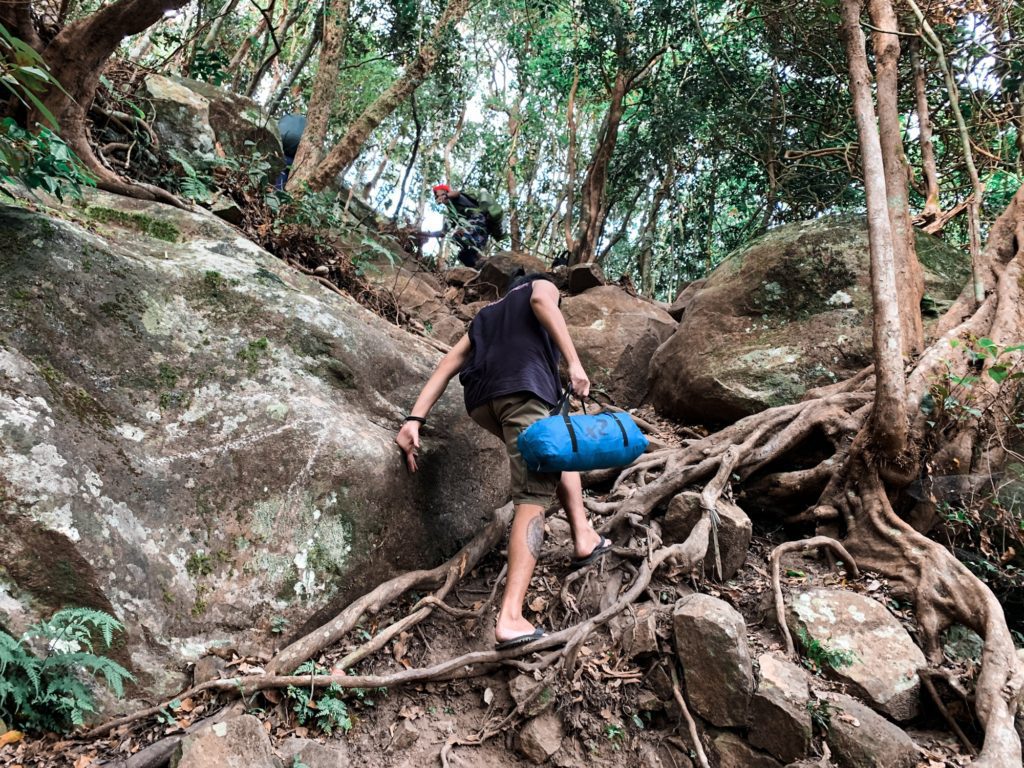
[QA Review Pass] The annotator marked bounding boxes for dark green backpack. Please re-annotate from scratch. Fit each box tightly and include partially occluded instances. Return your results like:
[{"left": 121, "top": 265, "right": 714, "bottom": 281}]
[{"left": 465, "top": 189, "right": 506, "bottom": 241}]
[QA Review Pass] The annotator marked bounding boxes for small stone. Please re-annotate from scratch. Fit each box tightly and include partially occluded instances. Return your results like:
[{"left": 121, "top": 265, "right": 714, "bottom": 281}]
[
  {"left": 391, "top": 718, "right": 420, "bottom": 750},
  {"left": 510, "top": 674, "right": 556, "bottom": 718},
  {"left": 748, "top": 654, "right": 812, "bottom": 763},
  {"left": 276, "top": 737, "right": 348, "bottom": 768},
  {"left": 673, "top": 593, "right": 754, "bottom": 727},
  {"left": 611, "top": 602, "right": 660, "bottom": 656},
  {"left": 517, "top": 712, "right": 565, "bottom": 764},
  {"left": 192, "top": 655, "right": 226, "bottom": 686},
  {"left": 636, "top": 687, "right": 664, "bottom": 712},
  {"left": 823, "top": 693, "right": 919, "bottom": 768}
]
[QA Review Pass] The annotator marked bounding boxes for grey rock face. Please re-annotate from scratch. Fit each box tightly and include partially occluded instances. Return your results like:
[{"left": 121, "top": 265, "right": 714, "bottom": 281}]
[
  {"left": 0, "top": 191, "right": 507, "bottom": 696},
  {"left": 648, "top": 215, "right": 970, "bottom": 423},
  {"left": 143, "top": 75, "right": 282, "bottom": 172},
  {"left": 672, "top": 593, "right": 754, "bottom": 727},
  {"left": 712, "top": 731, "right": 783, "bottom": 768},
  {"left": 748, "top": 654, "right": 812, "bottom": 763},
  {"left": 787, "top": 588, "right": 925, "bottom": 721}
]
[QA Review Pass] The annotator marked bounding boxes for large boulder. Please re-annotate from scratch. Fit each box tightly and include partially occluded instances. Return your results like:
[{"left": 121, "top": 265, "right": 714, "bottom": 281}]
[
  {"left": 672, "top": 594, "right": 754, "bottom": 727},
  {"left": 648, "top": 216, "right": 970, "bottom": 423},
  {"left": 787, "top": 589, "right": 926, "bottom": 721},
  {"left": 0, "top": 190, "right": 507, "bottom": 696},
  {"left": 142, "top": 75, "right": 282, "bottom": 169},
  {"left": 561, "top": 286, "right": 676, "bottom": 407}
]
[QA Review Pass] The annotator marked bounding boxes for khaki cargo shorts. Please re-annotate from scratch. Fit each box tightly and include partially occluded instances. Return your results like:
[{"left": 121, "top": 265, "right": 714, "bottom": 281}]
[{"left": 469, "top": 393, "right": 560, "bottom": 507}]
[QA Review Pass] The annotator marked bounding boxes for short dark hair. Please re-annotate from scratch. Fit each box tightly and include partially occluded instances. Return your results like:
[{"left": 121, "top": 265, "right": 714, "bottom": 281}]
[{"left": 504, "top": 271, "right": 554, "bottom": 295}]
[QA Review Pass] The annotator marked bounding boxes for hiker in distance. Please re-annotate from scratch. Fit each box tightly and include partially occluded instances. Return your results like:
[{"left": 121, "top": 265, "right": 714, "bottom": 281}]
[
  {"left": 422, "top": 184, "right": 492, "bottom": 268},
  {"left": 395, "top": 273, "right": 612, "bottom": 650}
]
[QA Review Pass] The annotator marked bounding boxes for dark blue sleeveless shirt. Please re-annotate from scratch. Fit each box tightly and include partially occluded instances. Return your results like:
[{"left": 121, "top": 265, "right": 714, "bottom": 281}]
[{"left": 459, "top": 281, "right": 561, "bottom": 412}]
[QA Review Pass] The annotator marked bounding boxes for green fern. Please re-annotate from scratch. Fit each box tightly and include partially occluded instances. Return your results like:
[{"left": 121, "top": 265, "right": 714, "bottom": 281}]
[
  {"left": 286, "top": 665, "right": 353, "bottom": 734},
  {"left": 0, "top": 607, "right": 134, "bottom": 733}
]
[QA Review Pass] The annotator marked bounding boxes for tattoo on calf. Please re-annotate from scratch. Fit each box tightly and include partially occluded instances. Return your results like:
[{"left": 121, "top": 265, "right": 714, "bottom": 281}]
[{"left": 527, "top": 515, "right": 545, "bottom": 559}]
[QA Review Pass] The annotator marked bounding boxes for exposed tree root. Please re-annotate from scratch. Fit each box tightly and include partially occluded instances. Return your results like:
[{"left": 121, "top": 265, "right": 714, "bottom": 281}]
[
  {"left": 769, "top": 537, "right": 860, "bottom": 657},
  {"left": 669, "top": 662, "right": 711, "bottom": 768}
]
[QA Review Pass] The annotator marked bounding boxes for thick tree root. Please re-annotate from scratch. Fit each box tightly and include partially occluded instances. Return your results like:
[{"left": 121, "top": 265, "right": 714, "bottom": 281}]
[{"left": 769, "top": 537, "right": 860, "bottom": 657}]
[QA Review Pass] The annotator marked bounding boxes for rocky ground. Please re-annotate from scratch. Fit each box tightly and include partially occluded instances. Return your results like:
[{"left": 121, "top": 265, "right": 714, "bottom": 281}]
[{"left": 1, "top": 412, "right": 980, "bottom": 767}]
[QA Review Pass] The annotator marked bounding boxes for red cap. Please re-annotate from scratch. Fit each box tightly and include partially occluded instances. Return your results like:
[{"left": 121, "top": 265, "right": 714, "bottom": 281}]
[{"left": 432, "top": 184, "right": 451, "bottom": 194}]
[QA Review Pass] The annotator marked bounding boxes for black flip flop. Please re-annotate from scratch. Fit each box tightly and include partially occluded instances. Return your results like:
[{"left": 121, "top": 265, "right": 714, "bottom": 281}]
[
  {"left": 571, "top": 536, "right": 613, "bottom": 570},
  {"left": 495, "top": 627, "right": 546, "bottom": 651}
]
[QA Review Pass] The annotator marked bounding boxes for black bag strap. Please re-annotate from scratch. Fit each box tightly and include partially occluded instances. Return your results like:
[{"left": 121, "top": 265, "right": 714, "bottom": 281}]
[
  {"left": 607, "top": 411, "right": 630, "bottom": 446},
  {"left": 556, "top": 389, "right": 578, "bottom": 453}
]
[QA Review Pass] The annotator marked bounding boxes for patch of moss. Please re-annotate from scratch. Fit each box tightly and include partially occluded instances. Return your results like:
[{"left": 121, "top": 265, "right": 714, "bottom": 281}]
[
  {"left": 85, "top": 205, "right": 180, "bottom": 242},
  {"left": 185, "top": 551, "right": 214, "bottom": 578},
  {"left": 191, "top": 584, "right": 209, "bottom": 617},
  {"left": 238, "top": 337, "right": 270, "bottom": 373},
  {"left": 157, "top": 363, "right": 180, "bottom": 389},
  {"left": 751, "top": 243, "right": 857, "bottom": 320}
]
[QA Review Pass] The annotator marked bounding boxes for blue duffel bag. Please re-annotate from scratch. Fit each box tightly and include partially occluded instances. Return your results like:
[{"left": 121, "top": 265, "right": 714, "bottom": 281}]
[{"left": 518, "top": 392, "right": 649, "bottom": 472}]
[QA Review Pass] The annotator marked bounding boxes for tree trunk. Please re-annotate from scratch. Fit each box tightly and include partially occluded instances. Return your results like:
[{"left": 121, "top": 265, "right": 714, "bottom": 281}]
[
  {"left": 563, "top": 67, "right": 580, "bottom": 256},
  {"left": 442, "top": 103, "right": 467, "bottom": 183},
  {"left": 37, "top": 0, "right": 189, "bottom": 204},
  {"left": 570, "top": 70, "right": 627, "bottom": 265},
  {"left": 504, "top": 96, "right": 524, "bottom": 252},
  {"left": 297, "top": 0, "right": 471, "bottom": 193},
  {"left": 867, "top": 0, "right": 924, "bottom": 357},
  {"left": 638, "top": 167, "right": 675, "bottom": 296},
  {"left": 267, "top": 6, "right": 324, "bottom": 114},
  {"left": 909, "top": 38, "right": 941, "bottom": 218},
  {"left": 286, "top": 0, "right": 350, "bottom": 186},
  {"left": 840, "top": 0, "right": 908, "bottom": 460},
  {"left": 202, "top": 0, "right": 242, "bottom": 49},
  {"left": 247, "top": 0, "right": 308, "bottom": 98},
  {"left": 0, "top": 0, "right": 42, "bottom": 51}
]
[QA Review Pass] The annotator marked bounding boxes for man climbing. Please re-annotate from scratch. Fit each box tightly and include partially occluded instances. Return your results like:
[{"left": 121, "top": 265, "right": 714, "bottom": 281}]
[
  {"left": 395, "top": 273, "right": 612, "bottom": 651},
  {"left": 425, "top": 184, "right": 491, "bottom": 268}
]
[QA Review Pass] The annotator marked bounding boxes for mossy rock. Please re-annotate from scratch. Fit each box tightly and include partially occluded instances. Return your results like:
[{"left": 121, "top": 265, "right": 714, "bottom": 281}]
[{"left": 649, "top": 215, "right": 969, "bottom": 423}]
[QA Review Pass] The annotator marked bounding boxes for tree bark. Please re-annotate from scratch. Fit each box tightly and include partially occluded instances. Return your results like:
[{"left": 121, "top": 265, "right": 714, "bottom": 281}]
[
  {"left": 570, "top": 70, "right": 627, "bottom": 265},
  {"left": 202, "top": 0, "right": 243, "bottom": 49},
  {"left": 0, "top": 0, "right": 42, "bottom": 51},
  {"left": 839, "top": 0, "right": 908, "bottom": 460},
  {"left": 246, "top": 0, "right": 308, "bottom": 98},
  {"left": 867, "top": 0, "right": 924, "bottom": 357},
  {"left": 563, "top": 67, "right": 580, "bottom": 256},
  {"left": 285, "top": 0, "right": 351, "bottom": 186},
  {"left": 909, "top": 37, "right": 941, "bottom": 218},
  {"left": 296, "top": 0, "right": 471, "bottom": 193},
  {"left": 267, "top": 6, "right": 324, "bottom": 114}
]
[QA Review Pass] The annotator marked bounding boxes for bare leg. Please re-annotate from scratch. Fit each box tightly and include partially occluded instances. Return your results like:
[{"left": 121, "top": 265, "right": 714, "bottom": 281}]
[
  {"left": 495, "top": 502, "right": 545, "bottom": 642},
  {"left": 558, "top": 471, "right": 603, "bottom": 558}
]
